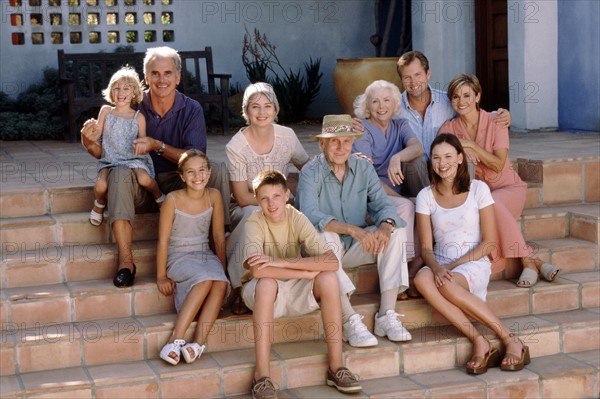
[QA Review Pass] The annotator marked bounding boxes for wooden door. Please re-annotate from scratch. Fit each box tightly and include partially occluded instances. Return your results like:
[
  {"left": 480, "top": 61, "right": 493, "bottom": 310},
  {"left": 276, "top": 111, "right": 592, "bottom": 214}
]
[{"left": 476, "top": 0, "right": 509, "bottom": 111}]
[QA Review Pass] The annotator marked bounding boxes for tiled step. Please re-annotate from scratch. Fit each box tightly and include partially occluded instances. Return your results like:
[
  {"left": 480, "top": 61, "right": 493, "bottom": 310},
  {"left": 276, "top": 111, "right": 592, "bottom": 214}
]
[
  {"left": 289, "top": 350, "right": 599, "bottom": 399},
  {"left": 0, "top": 212, "right": 159, "bottom": 249},
  {"left": 520, "top": 202, "right": 599, "bottom": 241},
  {"left": 0, "top": 240, "right": 159, "bottom": 290},
  {"left": 2, "top": 203, "right": 596, "bottom": 256},
  {"left": 0, "top": 234, "right": 598, "bottom": 294},
  {"left": 518, "top": 156, "right": 599, "bottom": 205},
  {"left": 0, "top": 184, "right": 94, "bottom": 219},
  {"left": 1, "top": 328, "right": 598, "bottom": 398},
  {"left": 1, "top": 153, "right": 596, "bottom": 218},
  {"left": 1, "top": 273, "right": 597, "bottom": 375}
]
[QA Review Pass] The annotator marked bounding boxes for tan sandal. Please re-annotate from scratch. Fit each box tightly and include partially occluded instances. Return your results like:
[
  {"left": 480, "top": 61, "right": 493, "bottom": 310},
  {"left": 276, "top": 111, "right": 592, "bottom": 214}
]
[
  {"left": 466, "top": 336, "right": 500, "bottom": 375},
  {"left": 540, "top": 263, "right": 559, "bottom": 282},
  {"left": 516, "top": 267, "right": 539, "bottom": 288},
  {"left": 501, "top": 333, "right": 531, "bottom": 371}
]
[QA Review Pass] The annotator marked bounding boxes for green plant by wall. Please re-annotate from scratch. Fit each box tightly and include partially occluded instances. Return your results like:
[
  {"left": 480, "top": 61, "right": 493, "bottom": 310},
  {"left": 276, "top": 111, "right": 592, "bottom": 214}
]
[
  {"left": 0, "top": 68, "right": 64, "bottom": 140},
  {"left": 242, "top": 28, "right": 322, "bottom": 124}
]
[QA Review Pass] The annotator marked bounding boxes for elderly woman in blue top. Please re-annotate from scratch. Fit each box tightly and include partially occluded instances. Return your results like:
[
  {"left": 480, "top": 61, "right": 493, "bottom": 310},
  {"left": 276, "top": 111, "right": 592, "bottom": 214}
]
[
  {"left": 353, "top": 80, "right": 427, "bottom": 292},
  {"left": 297, "top": 114, "right": 412, "bottom": 348}
]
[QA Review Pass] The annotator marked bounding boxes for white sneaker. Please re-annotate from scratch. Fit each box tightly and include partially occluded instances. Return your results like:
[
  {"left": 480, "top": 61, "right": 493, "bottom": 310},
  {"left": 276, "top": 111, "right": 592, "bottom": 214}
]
[
  {"left": 342, "top": 314, "right": 378, "bottom": 347},
  {"left": 374, "top": 310, "right": 412, "bottom": 342}
]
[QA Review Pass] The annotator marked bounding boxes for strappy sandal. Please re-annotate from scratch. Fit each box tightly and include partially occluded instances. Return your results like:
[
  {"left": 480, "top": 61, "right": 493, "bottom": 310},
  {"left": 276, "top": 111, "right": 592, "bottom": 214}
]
[
  {"left": 516, "top": 267, "right": 539, "bottom": 288},
  {"left": 540, "top": 263, "right": 559, "bottom": 282},
  {"left": 501, "top": 333, "right": 531, "bottom": 371},
  {"left": 160, "top": 339, "right": 186, "bottom": 365},
  {"left": 181, "top": 343, "right": 205, "bottom": 364},
  {"left": 466, "top": 336, "right": 500, "bottom": 375},
  {"left": 89, "top": 200, "right": 106, "bottom": 226}
]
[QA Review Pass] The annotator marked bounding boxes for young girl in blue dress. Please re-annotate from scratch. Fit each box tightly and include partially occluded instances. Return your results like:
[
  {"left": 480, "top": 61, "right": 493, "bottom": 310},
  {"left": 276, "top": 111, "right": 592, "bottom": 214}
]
[
  {"left": 89, "top": 66, "right": 164, "bottom": 226},
  {"left": 157, "top": 150, "right": 229, "bottom": 365}
]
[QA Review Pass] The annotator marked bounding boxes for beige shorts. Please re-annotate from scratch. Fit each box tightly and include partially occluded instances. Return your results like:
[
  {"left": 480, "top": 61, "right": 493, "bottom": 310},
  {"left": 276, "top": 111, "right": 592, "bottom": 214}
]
[{"left": 242, "top": 278, "right": 319, "bottom": 319}]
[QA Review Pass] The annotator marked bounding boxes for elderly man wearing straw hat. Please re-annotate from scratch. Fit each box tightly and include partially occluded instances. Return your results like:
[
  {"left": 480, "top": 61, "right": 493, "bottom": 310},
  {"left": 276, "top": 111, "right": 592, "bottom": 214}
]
[{"left": 296, "top": 114, "right": 412, "bottom": 348}]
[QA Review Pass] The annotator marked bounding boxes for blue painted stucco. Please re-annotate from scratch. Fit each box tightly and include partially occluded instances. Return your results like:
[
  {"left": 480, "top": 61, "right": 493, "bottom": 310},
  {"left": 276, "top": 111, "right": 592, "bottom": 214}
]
[{"left": 558, "top": 0, "right": 600, "bottom": 132}]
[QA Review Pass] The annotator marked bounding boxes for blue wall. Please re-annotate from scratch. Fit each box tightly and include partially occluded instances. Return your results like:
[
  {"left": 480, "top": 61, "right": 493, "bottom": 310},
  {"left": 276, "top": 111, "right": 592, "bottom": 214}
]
[{"left": 558, "top": 1, "right": 600, "bottom": 132}]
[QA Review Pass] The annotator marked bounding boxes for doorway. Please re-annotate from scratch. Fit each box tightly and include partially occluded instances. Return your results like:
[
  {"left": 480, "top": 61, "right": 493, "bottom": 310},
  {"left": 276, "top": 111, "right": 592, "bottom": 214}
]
[{"left": 476, "top": 0, "right": 509, "bottom": 111}]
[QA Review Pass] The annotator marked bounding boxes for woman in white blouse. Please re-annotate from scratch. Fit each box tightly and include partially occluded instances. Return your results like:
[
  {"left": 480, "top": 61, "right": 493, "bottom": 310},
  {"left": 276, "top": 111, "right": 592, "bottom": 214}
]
[{"left": 225, "top": 82, "right": 309, "bottom": 314}]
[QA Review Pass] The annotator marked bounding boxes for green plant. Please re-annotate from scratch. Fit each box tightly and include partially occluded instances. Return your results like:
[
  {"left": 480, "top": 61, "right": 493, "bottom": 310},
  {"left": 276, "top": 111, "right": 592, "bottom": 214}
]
[
  {"left": 0, "top": 68, "right": 64, "bottom": 140},
  {"left": 242, "top": 28, "right": 322, "bottom": 123}
]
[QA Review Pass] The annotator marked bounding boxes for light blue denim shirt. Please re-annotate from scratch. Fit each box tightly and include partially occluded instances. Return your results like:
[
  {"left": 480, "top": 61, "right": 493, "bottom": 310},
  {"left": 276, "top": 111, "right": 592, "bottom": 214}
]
[
  {"left": 398, "top": 85, "right": 455, "bottom": 160},
  {"left": 296, "top": 153, "right": 406, "bottom": 250}
]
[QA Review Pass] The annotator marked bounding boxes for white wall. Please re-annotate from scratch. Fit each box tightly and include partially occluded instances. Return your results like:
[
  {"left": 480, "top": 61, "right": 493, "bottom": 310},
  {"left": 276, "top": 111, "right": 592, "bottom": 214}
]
[
  {"left": 508, "top": 0, "right": 558, "bottom": 131},
  {"left": 411, "top": 0, "right": 476, "bottom": 91}
]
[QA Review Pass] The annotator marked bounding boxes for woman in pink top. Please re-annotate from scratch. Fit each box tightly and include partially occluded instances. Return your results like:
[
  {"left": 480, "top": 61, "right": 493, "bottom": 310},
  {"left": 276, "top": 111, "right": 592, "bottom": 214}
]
[{"left": 439, "top": 74, "right": 559, "bottom": 287}]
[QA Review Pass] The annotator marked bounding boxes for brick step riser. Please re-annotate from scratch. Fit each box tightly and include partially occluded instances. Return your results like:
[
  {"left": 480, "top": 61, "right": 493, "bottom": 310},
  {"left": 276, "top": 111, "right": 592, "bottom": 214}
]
[
  {"left": 0, "top": 212, "right": 600, "bottom": 292},
  {"left": 2, "top": 211, "right": 593, "bottom": 254},
  {"left": 2, "top": 271, "right": 597, "bottom": 330},
  {"left": 1, "top": 278, "right": 598, "bottom": 375},
  {"left": 518, "top": 158, "right": 600, "bottom": 206},
  {"left": 1, "top": 310, "right": 598, "bottom": 383},
  {"left": 2, "top": 240, "right": 597, "bottom": 290},
  {"left": 3, "top": 349, "right": 597, "bottom": 399},
  {"left": 0, "top": 215, "right": 159, "bottom": 252},
  {"left": 1, "top": 158, "right": 597, "bottom": 218},
  {"left": 0, "top": 189, "right": 94, "bottom": 219}
]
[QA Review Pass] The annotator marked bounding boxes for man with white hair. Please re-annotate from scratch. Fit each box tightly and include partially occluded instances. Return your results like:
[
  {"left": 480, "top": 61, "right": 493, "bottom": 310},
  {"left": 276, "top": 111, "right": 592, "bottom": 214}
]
[
  {"left": 297, "top": 114, "right": 412, "bottom": 348},
  {"left": 81, "top": 46, "right": 229, "bottom": 288}
]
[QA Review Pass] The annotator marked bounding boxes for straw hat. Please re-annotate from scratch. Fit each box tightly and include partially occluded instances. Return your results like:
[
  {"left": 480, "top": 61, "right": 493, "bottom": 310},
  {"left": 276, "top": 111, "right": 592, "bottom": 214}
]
[{"left": 312, "top": 114, "right": 363, "bottom": 139}]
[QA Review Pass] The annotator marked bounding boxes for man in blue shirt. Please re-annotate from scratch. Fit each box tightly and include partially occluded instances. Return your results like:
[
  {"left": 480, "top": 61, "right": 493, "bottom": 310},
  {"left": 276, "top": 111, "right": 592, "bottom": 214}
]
[
  {"left": 297, "top": 114, "right": 413, "bottom": 348},
  {"left": 81, "top": 46, "right": 229, "bottom": 288},
  {"left": 397, "top": 51, "right": 511, "bottom": 160}
]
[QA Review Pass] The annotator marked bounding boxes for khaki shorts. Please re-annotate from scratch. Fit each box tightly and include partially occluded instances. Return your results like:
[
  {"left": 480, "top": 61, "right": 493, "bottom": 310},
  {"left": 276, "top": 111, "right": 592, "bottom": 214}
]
[{"left": 242, "top": 278, "right": 319, "bottom": 319}]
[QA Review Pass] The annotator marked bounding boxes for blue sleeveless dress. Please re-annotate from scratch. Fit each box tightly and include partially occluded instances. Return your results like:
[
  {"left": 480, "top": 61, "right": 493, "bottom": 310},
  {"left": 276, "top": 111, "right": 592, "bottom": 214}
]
[
  {"left": 97, "top": 109, "right": 155, "bottom": 177},
  {"left": 166, "top": 192, "right": 230, "bottom": 312}
]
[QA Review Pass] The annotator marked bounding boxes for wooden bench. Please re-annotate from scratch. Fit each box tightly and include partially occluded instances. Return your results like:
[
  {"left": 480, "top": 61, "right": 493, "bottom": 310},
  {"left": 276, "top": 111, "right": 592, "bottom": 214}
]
[{"left": 58, "top": 47, "right": 231, "bottom": 142}]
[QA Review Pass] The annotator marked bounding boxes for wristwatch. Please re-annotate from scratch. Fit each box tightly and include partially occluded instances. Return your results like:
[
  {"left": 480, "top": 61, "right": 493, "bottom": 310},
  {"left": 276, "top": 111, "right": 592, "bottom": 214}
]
[
  {"left": 156, "top": 141, "right": 166, "bottom": 156},
  {"left": 382, "top": 218, "right": 396, "bottom": 228}
]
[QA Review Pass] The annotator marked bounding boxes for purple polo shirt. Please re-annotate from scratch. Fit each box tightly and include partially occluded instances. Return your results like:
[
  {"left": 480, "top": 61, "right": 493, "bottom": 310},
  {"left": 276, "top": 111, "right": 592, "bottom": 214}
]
[
  {"left": 138, "top": 90, "right": 206, "bottom": 174},
  {"left": 353, "top": 118, "right": 417, "bottom": 194}
]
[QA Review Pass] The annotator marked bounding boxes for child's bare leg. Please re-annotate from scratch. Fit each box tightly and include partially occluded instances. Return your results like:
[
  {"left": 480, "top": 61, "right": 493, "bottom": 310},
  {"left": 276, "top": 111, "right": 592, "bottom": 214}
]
[
  {"left": 93, "top": 168, "right": 110, "bottom": 210},
  {"left": 253, "top": 278, "right": 278, "bottom": 380},
  {"left": 171, "top": 281, "right": 212, "bottom": 340},
  {"left": 188, "top": 281, "right": 228, "bottom": 355},
  {"left": 313, "top": 271, "right": 343, "bottom": 371},
  {"left": 132, "top": 168, "right": 162, "bottom": 199}
]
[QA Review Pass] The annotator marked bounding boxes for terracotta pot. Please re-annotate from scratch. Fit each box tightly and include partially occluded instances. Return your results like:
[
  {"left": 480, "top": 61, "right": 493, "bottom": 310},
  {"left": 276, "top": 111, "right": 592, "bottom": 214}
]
[{"left": 332, "top": 57, "right": 404, "bottom": 115}]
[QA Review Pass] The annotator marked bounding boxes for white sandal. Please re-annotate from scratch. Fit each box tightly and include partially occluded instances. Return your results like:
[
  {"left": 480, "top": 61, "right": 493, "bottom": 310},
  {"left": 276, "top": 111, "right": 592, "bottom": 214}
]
[
  {"left": 181, "top": 342, "right": 205, "bottom": 364},
  {"left": 89, "top": 200, "right": 106, "bottom": 226},
  {"left": 160, "top": 339, "right": 185, "bottom": 365}
]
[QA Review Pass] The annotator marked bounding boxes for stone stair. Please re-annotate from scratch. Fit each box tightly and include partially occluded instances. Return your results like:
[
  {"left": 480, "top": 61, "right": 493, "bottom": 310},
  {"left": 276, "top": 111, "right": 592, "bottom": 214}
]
[{"left": 1, "top": 139, "right": 598, "bottom": 398}]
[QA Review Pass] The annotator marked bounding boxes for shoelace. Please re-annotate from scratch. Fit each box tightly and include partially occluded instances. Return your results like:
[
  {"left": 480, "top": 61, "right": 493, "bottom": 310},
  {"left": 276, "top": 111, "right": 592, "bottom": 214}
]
[
  {"left": 349, "top": 315, "right": 369, "bottom": 331},
  {"left": 253, "top": 378, "right": 278, "bottom": 393},
  {"left": 385, "top": 312, "right": 406, "bottom": 322},
  {"left": 335, "top": 368, "right": 360, "bottom": 383}
]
